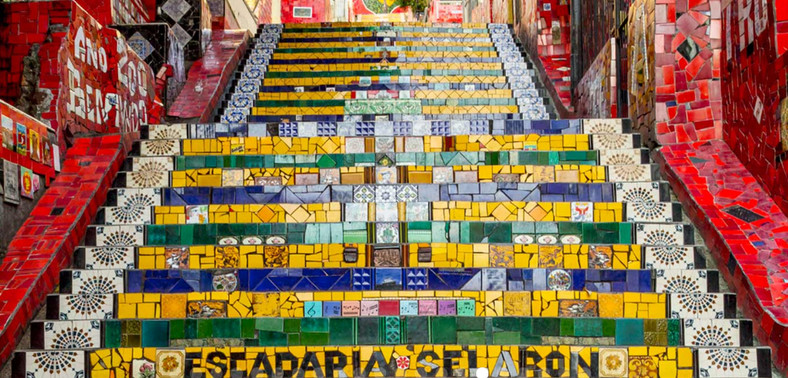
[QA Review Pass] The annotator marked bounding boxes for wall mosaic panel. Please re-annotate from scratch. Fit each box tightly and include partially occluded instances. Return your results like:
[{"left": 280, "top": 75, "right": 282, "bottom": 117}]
[
  {"left": 574, "top": 38, "right": 617, "bottom": 118},
  {"left": 56, "top": 2, "right": 163, "bottom": 151},
  {"left": 722, "top": 0, "right": 788, "bottom": 214},
  {"left": 512, "top": 0, "right": 572, "bottom": 111},
  {"left": 654, "top": 0, "right": 722, "bottom": 144},
  {"left": 156, "top": 0, "right": 212, "bottom": 60},
  {"left": 626, "top": 0, "right": 656, "bottom": 145}
]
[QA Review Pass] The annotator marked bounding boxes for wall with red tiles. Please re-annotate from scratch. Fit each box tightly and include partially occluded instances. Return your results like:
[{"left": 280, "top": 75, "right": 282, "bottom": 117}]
[
  {"left": 429, "top": 0, "right": 463, "bottom": 23},
  {"left": 512, "top": 0, "right": 572, "bottom": 114},
  {"left": 574, "top": 38, "right": 617, "bottom": 118},
  {"left": 56, "top": 2, "right": 162, "bottom": 151},
  {"left": 722, "top": 0, "right": 788, "bottom": 215},
  {"left": 74, "top": 0, "right": 155, "bottom": 26},
  {"left": 0, "top": 1, "right": 71, "bottom": 142},
  {"left": 281, "top": 0, "right": 328, "bottom": 22},
  {"left": 653, "top": 0, "right": 722, "bottom": 145},
  {"left": 0, "top": 1, "right": 162, "bottom": 152},
  {"left": 0, "top": 101, "right": 57, "bottom": 182}
]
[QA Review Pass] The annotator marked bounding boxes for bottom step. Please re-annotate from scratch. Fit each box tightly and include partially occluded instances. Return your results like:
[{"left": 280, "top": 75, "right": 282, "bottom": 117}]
[{"left": 14, "top": 345, "right": 771, "bottom": 377}]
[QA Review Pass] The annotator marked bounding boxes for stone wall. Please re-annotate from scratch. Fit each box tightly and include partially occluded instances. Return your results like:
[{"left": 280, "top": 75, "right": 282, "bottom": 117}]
[{"left": 722, "top": 0, "right": 788, "bottom": 215}]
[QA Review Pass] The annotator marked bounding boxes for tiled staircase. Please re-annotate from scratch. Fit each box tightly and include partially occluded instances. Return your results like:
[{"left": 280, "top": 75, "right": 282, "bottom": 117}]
[{"left": 12, "top": 22, "right": 772, "bottom": 377}]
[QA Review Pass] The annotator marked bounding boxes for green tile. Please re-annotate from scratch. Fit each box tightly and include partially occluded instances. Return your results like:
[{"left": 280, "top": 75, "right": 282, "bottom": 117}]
[
  {"left": 283, "top": 318, "right": 301, "bottom": 333},
  {"left": 491, "top": 317, "right": 519, "bottom": 332},
  {"left": 615, "top": 319, "right": 644, "bottom": 345},
  {"left": 287, "top": 333, "right": 301, "bottom": 345},
  {"left": 406, "top": 317, "right": 429, "bottom": 344},
  {"left": 104, "top": 320, "right": 121, "bottom": 348},
  {"left": 574, "top": 318, "right": 602, "bottom": 337},
  {"left": 667, "top": 319, "right": 681, "bottom": 346},
  {"left": 258, "top": 331, "right": 288, "bottom": 346},
  {"left": 169, "top": 319, "right": 184, "bottom": 339},
  {"left": 212, "top": 318, "right": 241, "bottom": 338},
  {"left": 301, "top": 318, "right": 329, "bottom": 333},
  {"left": 560, "top": 318, "right": 574, "bottom": 336},
  {"left": 532, "top": 318, "right": 560, "bottom": 336},
  {"left": 456, "top": 316, "right": 485, "bottom": 331},
  {"left": 357, "top": 318, "right": 380, "bottom": 344},
  {"left": 184, "top": 319, "right": 197, "bottom": 339},
  {"left": 301, "top": 332, "right": 330, "bottom": 346},
  {"left": 457, "top": 330, "right": 485, "bottom": 344},
  {"left": 141, "top": 320, "right": 169, "bottom": 347},
  {"left": 197, "top": 319, "right": 213, "bottom": 339},
  {"left": 601, "top": 319, "right": 616, "bottom": 337},
  {"left": 430, "top": 317, "right": 457, "bottom": 344},
  {"left": 241, "top": 319, "right": 256, "bottom": 338},
  {"left": 329, "top": 318, "right": 355, "bottom": 345},
  {"left": 493, "top": 331, "right": 520, "bottom": 345}
]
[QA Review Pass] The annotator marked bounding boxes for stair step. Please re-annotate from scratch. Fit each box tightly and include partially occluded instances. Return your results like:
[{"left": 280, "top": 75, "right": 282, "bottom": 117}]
[
  {"left": 27, "top": 317, "right": 754, "bottom": 350},
  {"left": 83, "top": 221, "right": 695, "bottom": 247},
  {"left": 73, "top": 243, "right": 708, "bottom": 271},
  {"left": 103, "top": 182, "right": 674, "bottom": 207}
]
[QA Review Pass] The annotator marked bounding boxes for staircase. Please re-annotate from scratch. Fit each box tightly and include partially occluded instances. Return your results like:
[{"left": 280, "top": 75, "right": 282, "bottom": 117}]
[{"left": 12, "top": 22, "right": 772, "bottom": 378}]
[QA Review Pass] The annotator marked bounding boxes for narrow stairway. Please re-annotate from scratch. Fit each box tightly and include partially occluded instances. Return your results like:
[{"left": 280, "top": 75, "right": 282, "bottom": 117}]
[{"left": 12, "top": 22, "right": 772, "bottom": 378}]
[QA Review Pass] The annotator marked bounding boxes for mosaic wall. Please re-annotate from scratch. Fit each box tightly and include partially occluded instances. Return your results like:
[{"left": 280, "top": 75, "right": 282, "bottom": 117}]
[
  {"left": 349, "top": 0, "right": 409, "bottom": 23},
  {"left": 469, "top": 0, "right": 492, "bottom": 23},
  {"left": 282, "top": 0, "right": 329, "bottom": 23},
  {"left": 491, "top": 0, "right": 510, "bottom": 24},
  {"left": 654, "top": 0, "right": 722, "bottom": 144},
  {"left": 512, "top": 0, "right": 572, "bottom": 111},
  {"left": 574, "top": 38, "right": 617, "bottom": 119},
  {"left": 428, "top": 0, "right": 463, "bottom": 23},
  {"left": 0, "top": 1, "right": 72, "bottom": 144},
  {"left": 577, "top": 0, "right": 615, "bottom": 78},
  {"left": 0, "top": 1, "right": 163, "bottom": 151},
  {"left": 722, "top": 0, "right": 788, "bottom": 214},
  {"left": 626, "top": 0, "right": 655, "bottom": 145},
  {"left": 114, "top": 23, "right": 187, "bottom": 109},
  {"left": 56, "top": 1, "right": 163, "bottom": 151},
  {"left": 0, "top": 100, "right": 58, "bottom": 183},
  {"left": 74, "top": 0, "right": 155, "bottom": 26},
  {"left": 156, "top": 0, "right": 212, "bottom": 60}
]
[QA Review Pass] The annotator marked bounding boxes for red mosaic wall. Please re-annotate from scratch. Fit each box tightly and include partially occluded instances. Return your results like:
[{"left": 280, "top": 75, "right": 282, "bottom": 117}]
[
  {"left": 56, "top": 2, "right": 162, "bottom": 151},
  {"left": 281, "top": 0, "right": 328, "bottom": 22},
  {"left": 0, "top": 1, "right": 161, "bottom": 152},
  {"left": 574, "top": 38, "right": 617, "bottom": 118},
  {"left": 74, "top": 0, "right": 155, "bottom": 26},
  {"left": 654, "top": 0, "right": 723, "bottom": 145},
  {"left": 0, "top": 1, "right": 72, "bottom": 137},
  {"left": 0, "top": 101, "right": 57, "bottom": 182},
  {"left": 349, "top": 0, "right": 409, "bottom": 21},
  {"left": 722, "top": 0, "right": 788, "bottom": 215},
  {"left": 429, "top": 0, "right": 463, "bottom": 23},
  {"left": 512, "top": 0, "right": 572, "bottom": 111}
]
